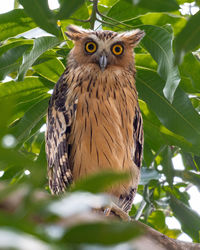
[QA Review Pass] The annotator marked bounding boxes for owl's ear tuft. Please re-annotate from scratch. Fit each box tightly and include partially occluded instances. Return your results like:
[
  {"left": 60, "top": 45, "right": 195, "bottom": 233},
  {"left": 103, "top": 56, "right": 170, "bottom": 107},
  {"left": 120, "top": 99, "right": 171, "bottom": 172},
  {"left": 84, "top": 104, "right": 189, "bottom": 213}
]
[
  {"left": 121, "top": 29, "right": 145, "bottom": 47},
  {"left": 65, "top": 25, "right": 88, "bottom": 41}
]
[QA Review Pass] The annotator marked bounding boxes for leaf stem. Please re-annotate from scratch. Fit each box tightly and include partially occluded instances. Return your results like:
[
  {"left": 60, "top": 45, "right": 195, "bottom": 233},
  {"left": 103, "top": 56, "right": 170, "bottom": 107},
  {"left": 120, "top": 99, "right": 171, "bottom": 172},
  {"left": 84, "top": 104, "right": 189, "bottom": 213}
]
[{"left": 96, "top": 9, "right": 135, "bottom": 29}]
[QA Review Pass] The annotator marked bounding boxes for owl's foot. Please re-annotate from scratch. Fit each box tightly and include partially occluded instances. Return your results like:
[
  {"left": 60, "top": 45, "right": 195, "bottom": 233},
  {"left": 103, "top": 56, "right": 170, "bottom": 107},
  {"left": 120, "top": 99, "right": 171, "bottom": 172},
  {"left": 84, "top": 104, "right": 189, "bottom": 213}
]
[{"left": 103, "top": 202, "right": 131, "bottom": 222}]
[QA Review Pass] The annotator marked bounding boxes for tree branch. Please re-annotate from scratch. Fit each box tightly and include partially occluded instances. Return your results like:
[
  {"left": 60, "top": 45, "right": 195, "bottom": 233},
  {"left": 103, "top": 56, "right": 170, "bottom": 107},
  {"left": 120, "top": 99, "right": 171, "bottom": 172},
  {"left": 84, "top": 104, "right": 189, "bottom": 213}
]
[
  {"left": 1, "top": 187, "right": 200, "bottom": 250},
  {"left": 89, "top": 0, "right": 98, "bottom": 29}
]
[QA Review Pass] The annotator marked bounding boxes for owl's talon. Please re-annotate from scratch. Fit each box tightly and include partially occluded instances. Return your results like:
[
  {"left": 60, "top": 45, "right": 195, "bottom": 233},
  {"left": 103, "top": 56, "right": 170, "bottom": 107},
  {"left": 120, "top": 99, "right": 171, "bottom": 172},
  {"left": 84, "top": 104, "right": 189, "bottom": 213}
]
[
  {"left": 103, "top": 202, "right": 131, "bottom": 222},
  {"left": 104, "top": 207, "right": 112, "bottom": 216}
]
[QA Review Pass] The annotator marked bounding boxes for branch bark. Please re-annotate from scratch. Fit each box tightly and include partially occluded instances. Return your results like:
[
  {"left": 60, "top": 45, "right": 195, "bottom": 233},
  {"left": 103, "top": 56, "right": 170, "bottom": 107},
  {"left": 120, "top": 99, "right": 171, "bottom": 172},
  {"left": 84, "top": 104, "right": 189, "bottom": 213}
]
[{"left": 0, "top": 186, "right": 200, "bottom": 250}]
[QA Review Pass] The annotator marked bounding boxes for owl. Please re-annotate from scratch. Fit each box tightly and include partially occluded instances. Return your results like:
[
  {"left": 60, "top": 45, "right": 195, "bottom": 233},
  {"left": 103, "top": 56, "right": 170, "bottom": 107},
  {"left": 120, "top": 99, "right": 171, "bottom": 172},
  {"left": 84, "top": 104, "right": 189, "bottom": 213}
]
[{"left": 45, "top": 25, "right": 144, "bottom": 218}]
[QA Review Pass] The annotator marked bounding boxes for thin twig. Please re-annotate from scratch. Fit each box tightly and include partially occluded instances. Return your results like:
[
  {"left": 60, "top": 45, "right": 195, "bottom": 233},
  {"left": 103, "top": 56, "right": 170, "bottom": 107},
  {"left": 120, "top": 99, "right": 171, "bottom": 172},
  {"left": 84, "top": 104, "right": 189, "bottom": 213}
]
[
  {"left": 134, "top": 199, "right": 147, "bottom": 221},
  {"left": 96, "top": 18, "right": 119, "bottom": 28},
  {"left": 96, "top": 10, "right": 136, "bottom": 29}
]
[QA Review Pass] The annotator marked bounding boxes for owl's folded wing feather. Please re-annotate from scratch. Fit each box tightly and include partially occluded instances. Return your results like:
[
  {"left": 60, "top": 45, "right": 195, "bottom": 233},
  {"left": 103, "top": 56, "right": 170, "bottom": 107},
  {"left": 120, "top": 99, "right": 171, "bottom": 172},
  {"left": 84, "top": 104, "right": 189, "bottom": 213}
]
[
  {"left": 45, "top": 78, "right": 77, "bottom": 195},
  {"left": 133, "top": 107, "right": 143, "bottom": 168},
  {"left": 119, "top": 107, "right": 143, "bottom": 212}
]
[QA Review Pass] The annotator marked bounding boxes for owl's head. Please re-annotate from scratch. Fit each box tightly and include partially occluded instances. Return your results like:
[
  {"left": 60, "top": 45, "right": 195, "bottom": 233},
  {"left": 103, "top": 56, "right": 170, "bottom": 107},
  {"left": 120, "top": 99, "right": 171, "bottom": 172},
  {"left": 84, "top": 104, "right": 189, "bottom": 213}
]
[{"left": 66, "top": 25, "right": 145, "bottom": 71}]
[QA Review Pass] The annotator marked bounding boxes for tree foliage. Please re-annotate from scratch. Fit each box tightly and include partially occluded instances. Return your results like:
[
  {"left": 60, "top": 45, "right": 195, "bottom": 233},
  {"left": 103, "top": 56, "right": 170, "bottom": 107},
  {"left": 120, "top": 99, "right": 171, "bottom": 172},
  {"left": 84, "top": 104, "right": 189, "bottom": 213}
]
[{"left": 0, "top": 0, "right": 200, "bottom": 248}]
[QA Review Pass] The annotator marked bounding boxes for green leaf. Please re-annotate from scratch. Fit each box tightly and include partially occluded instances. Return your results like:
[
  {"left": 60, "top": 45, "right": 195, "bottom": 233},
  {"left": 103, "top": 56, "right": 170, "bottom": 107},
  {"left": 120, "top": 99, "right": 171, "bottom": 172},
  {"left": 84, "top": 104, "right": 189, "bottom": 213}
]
[
  {"left": 182, "top": 152, "right": 197, "bottom": 171},
  {"left": 0, "top": 45, "right": 30, "bottom": 81},
  {"left": 0, "top": 99, "right": 16, "bottom": 138},
  {"left": 0, "top": 9, "right": 36, "bottom": 41},
  {"left": 160, "top": 146, "right": 174, "bottom": 187},
  {"left": 177, "top": 0, "right": 194, "bottom": 3},
  {"left": 140, "top": 167, "right": 161, "bottom": 185},
  {"left": 179, "top": 53, "right": 200, "bottom": 93},
  {"left": 36, "top": 141, "right": 47, "bottom": 166},
  {"left": 0, "top": 77, "right": 54, "bottom": 99},
  {"left": 136, "top": 68, "right": 200, "bottom": 153},
  {"left": 0, "top": 78, "right": 49, "bottom": 126},
  {"left": 170, "top": 194, "right": 200, "bottom": 242},
  {"left": 0, "top": 39, "right": 33, "bottom": 81},
  {"left": 0, "top": 38, "right": 33, "bottom": 57},
  {"left": 60, "top": 3, "right": 90, "bottom": 30},
  {"left": 132, "top": 0, "right": 179, "bottom": 12},
  {"left": 72, "top": 171, "right": 130, "bottom": 193},
  {"left": 0, "top": 98, "right": 43, "bottom": 174},
  {"left": 139, "top": 100, "right": 198, "bottom": 155},
  {"left": 12, "top": 94, "right": 49, "bottom": 124},
  {"left": 10, "top": 97, "right": 49, "bottom": 143},
  {"left": 176, "top": 170, "right": 200, "bottom": 189},
  {"left": 194, "top": 156, "right": 200, "bottom": 171},
  {"left": 163, "top": 228, "right": 181, "bottom": 239},
  {"left": 175, "top": 10, "right": 200, "bottom": 64},
  {"left": 99, "top": 0, "right": 119, "bottom": 7},
  {"left": 25, "top": 118, "right": 46, "bottom": 147},
  {"left": 139, "top": 100, "right": 167, "bottom": 153},
  {"left": 56, "top": 0, "right": 85, "bottom": 20},
  {"left": 62, "top": 221, "right": 143, "bottom": 245},
  {"left": 191, "top": 97, "right": 200, "bottom": 113},
  {"left": 14, "top": 0, "right": 20, "bottom": 9},
  {"left": 0, "top": 148, "right": 39, "bottom": 174},
  {"left": 107, "top": 0, "right": 146, "bottom": 21},
  {"left": 33, "top": 58, "right": 65, "bottom": 83},
  {"left": 135, "top": 53, "right": 157, "bottom": 70},
  {"left": 33, "top": 49, "right": 61, "bottom": 65},
  {"left": 18, "top": 36, "right": 60, "bottom": 80},
  {"left": 143, "top": 141, "right": 155, "bottom": 166},
  {"left": 167, "top": 186, "right": 190, "bottom": 205},
  {"left": 140, "top": 12, "right": 187, "bottom": 35},
  {"left": 141, "top": 25, "right": 180, "bottom": 102},
  {"left": 18, "top": 0, "right": 60, "bottom": 37},
  {"left": 148, "top": 210, "right": 166, "bottom": 230}
]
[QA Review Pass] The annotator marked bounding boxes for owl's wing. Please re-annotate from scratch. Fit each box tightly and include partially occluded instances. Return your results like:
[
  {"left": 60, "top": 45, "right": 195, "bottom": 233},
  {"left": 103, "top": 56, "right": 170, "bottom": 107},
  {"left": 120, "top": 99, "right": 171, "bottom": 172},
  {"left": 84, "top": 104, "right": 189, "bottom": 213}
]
[
  {"left": 133, "top": 107, "right": 143, "bottom": 168},
  {"left": 118, "top": 107, "right": 143, "bottom": 212},
  {"left": 45, "top": 76, "right": 77, "bottom": 194}
]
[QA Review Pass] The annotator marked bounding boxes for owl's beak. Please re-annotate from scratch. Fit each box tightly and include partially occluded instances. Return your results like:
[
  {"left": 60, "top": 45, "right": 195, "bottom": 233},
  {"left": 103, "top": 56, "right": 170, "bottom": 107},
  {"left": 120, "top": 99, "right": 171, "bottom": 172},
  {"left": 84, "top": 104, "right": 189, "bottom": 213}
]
[{"left": 99, "top": 54, "right": 107, "bottom": 71}]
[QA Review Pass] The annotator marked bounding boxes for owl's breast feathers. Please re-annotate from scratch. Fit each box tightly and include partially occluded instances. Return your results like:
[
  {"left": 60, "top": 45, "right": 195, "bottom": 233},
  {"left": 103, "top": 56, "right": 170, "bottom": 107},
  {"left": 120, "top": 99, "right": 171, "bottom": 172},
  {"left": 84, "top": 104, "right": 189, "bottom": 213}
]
[{"left": 46, "top": 65, "right": 143, "bottom": 210}]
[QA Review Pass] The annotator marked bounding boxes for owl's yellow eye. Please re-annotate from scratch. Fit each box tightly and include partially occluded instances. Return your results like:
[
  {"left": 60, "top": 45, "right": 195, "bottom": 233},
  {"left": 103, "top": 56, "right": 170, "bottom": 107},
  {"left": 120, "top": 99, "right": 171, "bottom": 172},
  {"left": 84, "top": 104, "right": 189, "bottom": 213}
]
[
  {"left": 111, "top": 44, "right": 124, "bottom": 56},
  {"left": 85, "top": 41, "right": 97, "bottom": 54}
]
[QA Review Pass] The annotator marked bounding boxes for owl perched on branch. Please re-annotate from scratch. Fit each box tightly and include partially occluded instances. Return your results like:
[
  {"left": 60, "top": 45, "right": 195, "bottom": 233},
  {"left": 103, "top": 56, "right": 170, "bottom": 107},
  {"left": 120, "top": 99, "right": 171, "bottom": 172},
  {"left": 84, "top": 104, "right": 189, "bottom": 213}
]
[{"left": 45, "top": 25, "right": 145, "bottom": 218}]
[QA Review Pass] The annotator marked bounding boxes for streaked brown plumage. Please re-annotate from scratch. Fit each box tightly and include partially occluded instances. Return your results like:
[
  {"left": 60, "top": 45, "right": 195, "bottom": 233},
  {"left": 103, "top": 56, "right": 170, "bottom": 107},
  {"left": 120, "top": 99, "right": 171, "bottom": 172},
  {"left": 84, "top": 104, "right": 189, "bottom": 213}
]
[{"left": 45, "top": 25, "right": 144, "bottom": 213}]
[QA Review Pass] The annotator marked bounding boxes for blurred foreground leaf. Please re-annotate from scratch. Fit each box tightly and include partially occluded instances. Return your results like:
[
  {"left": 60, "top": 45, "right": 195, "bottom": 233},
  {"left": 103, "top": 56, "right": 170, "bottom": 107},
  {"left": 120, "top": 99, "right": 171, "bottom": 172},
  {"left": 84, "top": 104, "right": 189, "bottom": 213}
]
[
  {"left": 62, "top": 221, "right": 143, "bottom": 245},
  {"left": 72, "top": 171, "right": 130, "bottom": 193}
]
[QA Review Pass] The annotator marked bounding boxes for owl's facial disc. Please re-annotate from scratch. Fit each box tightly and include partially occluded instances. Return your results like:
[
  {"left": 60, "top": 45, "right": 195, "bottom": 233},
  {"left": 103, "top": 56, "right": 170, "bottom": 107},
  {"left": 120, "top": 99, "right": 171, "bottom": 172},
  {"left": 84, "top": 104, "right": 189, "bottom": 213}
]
[{"left": 99, "top": 52, "right": 107, "bottom": 71}]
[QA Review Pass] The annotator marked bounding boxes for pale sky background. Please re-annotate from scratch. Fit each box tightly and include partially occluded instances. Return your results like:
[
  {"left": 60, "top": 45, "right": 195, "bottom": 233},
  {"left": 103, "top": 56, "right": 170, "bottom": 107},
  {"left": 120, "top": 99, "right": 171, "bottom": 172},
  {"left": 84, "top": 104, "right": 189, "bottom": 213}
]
[{"left": 0, "top": 0, "right": 200, "bottom": 244}]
